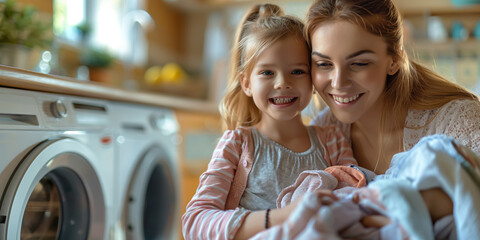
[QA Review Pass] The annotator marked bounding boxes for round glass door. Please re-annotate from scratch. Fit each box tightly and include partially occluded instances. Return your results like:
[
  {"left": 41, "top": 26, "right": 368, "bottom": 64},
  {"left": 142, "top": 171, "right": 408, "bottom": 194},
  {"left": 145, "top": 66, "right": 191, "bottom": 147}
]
[
  {"left": 22, "top": 177, "right": 61, "bottom": 239},
  {"left": 125, "top": 146, "right": 178, "bottom": 240},
  {"left": 1, "top": 139, "right": 106, "bottom": 240},
  {"left": 143, "top": 161, "right": 176, "bottom": 239}
]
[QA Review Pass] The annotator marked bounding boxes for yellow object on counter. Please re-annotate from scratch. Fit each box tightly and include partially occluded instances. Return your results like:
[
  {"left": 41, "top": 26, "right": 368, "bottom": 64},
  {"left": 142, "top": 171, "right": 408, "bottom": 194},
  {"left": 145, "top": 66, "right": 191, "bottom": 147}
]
[
  {"left": 145, "top": 63, "right": 186, "bottom": 85},
  {"left": 144, "top": 66, "right": 163, "bottom": 85}
]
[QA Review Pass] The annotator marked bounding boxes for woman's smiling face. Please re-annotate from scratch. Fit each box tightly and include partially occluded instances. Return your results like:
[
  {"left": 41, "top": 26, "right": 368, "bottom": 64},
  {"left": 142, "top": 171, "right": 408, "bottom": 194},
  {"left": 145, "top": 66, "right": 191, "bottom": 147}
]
[{"left": 310, "top": 20, "right": 398, "bottom": 124}]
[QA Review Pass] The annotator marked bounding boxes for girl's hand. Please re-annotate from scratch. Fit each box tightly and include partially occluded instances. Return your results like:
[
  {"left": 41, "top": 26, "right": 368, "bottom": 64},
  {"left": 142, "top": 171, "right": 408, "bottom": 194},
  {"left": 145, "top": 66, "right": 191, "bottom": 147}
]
[
  {"left": 235, "top": 190, "right": 337, "bottom": 240},
  {"left": 273, "top": 189, "right": 337, "bottom": 226}
]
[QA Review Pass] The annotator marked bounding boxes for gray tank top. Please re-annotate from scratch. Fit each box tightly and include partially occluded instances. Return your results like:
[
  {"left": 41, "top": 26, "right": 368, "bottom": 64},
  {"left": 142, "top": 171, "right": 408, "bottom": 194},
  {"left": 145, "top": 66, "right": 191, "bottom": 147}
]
[{"left": 238, "top": 126, "right": 327, "bottom": 210}]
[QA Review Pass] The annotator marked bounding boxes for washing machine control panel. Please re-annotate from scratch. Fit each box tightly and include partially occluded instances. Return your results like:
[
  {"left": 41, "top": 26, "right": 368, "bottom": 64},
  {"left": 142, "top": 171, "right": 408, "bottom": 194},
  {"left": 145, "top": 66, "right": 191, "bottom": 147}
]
[
  {"left": 150, "top": 112, "right": 179, "bottom": 136},
  {"left": 51, "top": 99, "right": 68, "bottom": 118}
]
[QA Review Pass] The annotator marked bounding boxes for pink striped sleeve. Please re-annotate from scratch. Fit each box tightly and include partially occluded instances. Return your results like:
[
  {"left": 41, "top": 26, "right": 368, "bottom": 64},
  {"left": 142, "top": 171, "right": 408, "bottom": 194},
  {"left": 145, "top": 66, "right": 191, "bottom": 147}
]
[
  {"left": 182, "top": 129, "right": 249, "bottom": 240},
  {"left": 315, "top": 126, "right": 357, "bottom": 166}
]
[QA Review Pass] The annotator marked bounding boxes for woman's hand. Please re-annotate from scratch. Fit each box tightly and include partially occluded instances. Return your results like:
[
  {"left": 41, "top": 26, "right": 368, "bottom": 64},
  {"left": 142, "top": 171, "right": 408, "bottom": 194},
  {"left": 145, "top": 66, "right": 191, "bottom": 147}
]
[{"left": 361, "top": 215, "right": 391, "bottom": 228}]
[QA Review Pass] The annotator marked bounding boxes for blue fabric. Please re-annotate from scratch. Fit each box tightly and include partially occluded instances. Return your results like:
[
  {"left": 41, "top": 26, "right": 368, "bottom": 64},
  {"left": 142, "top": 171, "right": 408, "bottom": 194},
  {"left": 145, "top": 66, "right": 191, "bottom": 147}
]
[
  {"left": 377, "top": 134, "right": 480, "bottom": 239},
  {"left": 370, "top": 179, "right": 433, "bottom": 240}
]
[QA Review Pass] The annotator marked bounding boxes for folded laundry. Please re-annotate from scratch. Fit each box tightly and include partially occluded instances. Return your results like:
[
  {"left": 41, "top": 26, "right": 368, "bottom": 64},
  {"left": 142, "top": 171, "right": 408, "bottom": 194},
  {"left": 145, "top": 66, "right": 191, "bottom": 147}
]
[{"left": 253, "top": 134, "right": 480, "bottom": 240}]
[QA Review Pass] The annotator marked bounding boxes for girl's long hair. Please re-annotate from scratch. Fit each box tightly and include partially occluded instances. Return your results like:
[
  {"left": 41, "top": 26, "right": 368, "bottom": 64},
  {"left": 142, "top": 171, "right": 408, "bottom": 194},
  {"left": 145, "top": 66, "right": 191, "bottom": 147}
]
[{"left": 219, "top": 3, "right": 307, "bottom": 130}]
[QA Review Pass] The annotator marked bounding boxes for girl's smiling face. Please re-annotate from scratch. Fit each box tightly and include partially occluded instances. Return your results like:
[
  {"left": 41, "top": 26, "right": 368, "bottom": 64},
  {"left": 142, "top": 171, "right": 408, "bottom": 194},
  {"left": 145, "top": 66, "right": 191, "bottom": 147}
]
[
  {"left": 310, "top": 20, "right": 399, "bottom": 124},
  {"left": 242, "top": 35, "right": 312, "bottom": 124}
]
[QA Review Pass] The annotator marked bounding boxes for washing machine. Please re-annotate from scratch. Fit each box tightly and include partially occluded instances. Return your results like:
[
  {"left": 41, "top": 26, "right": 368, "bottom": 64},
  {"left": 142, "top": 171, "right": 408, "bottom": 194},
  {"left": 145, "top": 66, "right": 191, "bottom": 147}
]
[
  {"left": 0, "top": 87, "right": 115, "bottom": 239},
  {"left": 109, "top": 102, "right": 181, "bottom": 240}
]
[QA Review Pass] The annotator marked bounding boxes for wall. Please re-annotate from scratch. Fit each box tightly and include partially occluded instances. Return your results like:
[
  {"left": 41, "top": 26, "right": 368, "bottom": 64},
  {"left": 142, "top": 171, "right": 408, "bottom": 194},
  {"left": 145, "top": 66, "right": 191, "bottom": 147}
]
[
  {"left": 17, "top": 0, "right": 52, "bottom": 13},
  {"left": 146, "top": 0, "right": 185, "bottom": 64}
]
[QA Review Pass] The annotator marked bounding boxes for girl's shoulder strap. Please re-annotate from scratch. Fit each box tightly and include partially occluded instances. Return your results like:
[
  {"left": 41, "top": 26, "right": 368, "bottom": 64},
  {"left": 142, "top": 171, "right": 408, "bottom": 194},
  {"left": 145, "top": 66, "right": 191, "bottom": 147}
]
[{"left": 224, "top": 126, "right": 256, "bottom": 209}]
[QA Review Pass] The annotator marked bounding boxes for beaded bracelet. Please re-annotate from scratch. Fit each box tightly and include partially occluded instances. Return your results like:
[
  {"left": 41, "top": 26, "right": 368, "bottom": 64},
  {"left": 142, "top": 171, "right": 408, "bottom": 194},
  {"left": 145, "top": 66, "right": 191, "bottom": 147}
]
[{"left": 265, "top": 208, "right": 271, "bottom": 229}]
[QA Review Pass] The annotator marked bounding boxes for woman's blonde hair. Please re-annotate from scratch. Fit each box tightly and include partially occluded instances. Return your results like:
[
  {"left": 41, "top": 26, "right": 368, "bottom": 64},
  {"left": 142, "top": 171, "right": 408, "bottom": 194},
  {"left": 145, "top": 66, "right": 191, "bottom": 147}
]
[
  {"left": 305, "top": 0, "right": 479, "bottom": 159},
  {"left": 219, "top": 3, "right": 308, "bottom": 130}
]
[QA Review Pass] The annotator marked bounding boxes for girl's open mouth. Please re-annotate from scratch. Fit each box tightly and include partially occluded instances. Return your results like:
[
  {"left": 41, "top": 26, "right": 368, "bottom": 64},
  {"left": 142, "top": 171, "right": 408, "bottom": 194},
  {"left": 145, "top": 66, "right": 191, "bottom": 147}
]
[{"left": 270, "top": 97, "right": 297, "bottom": 105}]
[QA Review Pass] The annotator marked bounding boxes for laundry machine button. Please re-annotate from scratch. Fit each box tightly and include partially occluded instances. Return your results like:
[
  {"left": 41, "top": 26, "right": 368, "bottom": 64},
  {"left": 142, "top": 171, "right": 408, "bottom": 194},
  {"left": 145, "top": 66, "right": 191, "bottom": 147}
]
[{"left": 50, "top": 99, "right": 68, "bottom": 118}]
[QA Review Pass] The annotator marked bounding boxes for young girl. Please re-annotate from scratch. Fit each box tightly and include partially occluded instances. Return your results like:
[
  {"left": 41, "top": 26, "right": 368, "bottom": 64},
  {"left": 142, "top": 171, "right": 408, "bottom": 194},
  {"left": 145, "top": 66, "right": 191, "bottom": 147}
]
[{"left": 182, "top": 4, "right": 357, "bottom": 240}]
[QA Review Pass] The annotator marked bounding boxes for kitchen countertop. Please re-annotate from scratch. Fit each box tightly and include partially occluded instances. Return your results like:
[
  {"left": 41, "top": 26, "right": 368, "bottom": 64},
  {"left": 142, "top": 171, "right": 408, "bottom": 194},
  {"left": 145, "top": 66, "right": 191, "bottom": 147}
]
[{"left": 0, "top": 65, "right": 219, "bottom": 114}]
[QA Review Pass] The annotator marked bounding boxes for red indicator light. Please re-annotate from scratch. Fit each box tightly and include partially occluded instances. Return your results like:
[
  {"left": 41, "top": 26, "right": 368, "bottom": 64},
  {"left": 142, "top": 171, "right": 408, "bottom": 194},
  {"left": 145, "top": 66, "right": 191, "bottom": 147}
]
[{"left": 101, "top": 136, "right": 112, "bottom": 145}]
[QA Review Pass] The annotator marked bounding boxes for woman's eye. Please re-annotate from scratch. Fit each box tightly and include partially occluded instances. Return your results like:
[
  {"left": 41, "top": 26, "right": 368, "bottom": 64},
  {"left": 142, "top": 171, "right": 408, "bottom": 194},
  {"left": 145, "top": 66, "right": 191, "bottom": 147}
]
[
  {"left": 315, "top": 62, "right": 332, "bottom": 69},
  {"left": 351, "top": 62, "right": 370, "bottom": 69}
]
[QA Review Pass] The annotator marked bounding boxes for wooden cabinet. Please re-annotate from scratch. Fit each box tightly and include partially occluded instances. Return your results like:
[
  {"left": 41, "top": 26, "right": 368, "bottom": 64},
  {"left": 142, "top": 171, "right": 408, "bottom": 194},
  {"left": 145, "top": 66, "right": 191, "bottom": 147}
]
[
  {"left": 175, "top": 109, "right": 222, "bottom": 239},
  {"left": 399, "top": 1, "right": 480, "bottom": 93}
]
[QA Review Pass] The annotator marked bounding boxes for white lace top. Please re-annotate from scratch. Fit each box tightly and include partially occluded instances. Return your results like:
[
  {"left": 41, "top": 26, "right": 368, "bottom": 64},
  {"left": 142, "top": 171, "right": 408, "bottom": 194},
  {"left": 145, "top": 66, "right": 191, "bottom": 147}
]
[{"left": 311, "top": 99, "right": 480, "bottom": 154}]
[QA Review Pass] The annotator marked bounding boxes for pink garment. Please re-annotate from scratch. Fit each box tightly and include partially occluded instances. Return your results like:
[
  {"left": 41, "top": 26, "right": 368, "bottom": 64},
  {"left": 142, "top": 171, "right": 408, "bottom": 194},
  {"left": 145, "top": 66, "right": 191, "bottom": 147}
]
[
  {"left": 277, "top": 165, "right": 366, "bottom": 208},
  {"left": 251, "top": 189, "right": 408, "bottom": 240},
  {"left": 182, "top": 126, "right": 356, "bottom": 240},
  {"left": 312, "top": 99, "right": 480, "bottom": 154}
]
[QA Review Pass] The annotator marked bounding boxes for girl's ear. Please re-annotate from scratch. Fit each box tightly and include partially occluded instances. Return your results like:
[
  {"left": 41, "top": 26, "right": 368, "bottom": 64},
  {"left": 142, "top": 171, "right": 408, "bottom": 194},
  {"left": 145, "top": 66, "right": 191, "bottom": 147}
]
[
  {"left": 240, "top": 73, "right": 252, "bottom": 97},
  {"left": 387, "top": 60, "right": 400, "bottom": 75}
]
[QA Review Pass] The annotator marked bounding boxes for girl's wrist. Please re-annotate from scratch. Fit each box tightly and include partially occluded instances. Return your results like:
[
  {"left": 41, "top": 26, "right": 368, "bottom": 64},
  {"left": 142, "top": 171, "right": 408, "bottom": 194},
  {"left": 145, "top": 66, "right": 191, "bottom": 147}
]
[{"left": 269, "top": 207, "right": 288, "bottom": 227}]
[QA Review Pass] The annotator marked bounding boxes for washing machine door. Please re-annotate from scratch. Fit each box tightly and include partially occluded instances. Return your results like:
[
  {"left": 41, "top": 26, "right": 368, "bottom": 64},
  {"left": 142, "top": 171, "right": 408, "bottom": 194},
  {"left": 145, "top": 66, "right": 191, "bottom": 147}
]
[
  {"left": 0, "top": 138, "right": 106, "bottom": 240},
  {"left": 124, "top": 146, "right": 177, "bottom": 240}
]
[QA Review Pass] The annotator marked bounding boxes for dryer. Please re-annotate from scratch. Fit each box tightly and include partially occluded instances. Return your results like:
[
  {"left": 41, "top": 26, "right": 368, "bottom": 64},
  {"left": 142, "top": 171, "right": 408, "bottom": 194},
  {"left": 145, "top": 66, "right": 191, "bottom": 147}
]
[
  {"left": 0, "top": 87, "right": 115, "bottom": 239},
  {"left": 109, "top": 102, "right": 181, "bottom": 240}
]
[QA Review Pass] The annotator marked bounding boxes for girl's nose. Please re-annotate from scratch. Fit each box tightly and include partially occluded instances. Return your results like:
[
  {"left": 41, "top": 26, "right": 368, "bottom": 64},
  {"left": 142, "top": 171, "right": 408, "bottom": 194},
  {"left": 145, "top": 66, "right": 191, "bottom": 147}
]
[{"left": 274, "top": 75, "right": 292, "bottom": 89}]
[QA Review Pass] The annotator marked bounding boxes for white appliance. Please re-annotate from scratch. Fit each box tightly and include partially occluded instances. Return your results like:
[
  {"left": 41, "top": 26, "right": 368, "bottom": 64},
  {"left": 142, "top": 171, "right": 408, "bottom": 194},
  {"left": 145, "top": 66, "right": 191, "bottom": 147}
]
[
  {"left": 0, "top": 87, "right": 115, "bottom": 239},
  {"left": 109, "top": 102, "right": 181, "bottom": 240}
]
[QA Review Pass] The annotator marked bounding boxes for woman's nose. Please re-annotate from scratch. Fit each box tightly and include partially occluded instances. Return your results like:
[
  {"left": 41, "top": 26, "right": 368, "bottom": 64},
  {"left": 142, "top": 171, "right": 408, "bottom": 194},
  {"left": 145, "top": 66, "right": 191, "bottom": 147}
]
[{"left": 331, "top": 67, "right": 351, "bottom": 89}]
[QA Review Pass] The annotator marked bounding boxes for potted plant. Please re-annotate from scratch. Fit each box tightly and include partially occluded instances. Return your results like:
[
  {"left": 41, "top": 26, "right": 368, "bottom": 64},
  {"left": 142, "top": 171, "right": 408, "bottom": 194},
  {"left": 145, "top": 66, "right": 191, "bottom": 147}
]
[
  {"left": 0, "top": 0, "right": 52, "bottom": 69},
  {"left": 75, "top": 22, "right": 92, "bottom": 44},
  {"left": 80, "top": 47, "right": 115, "bottom": 83}
]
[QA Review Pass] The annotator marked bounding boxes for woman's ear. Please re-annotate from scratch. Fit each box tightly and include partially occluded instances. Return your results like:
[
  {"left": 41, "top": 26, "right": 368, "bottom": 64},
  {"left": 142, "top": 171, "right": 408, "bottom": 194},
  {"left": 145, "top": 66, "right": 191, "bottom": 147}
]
[
  {"left": 387, "top": 60, "right": 400, "bottom": 75},
  {"left": 240, "top": 73, "right": 252, "bottom": 97}
]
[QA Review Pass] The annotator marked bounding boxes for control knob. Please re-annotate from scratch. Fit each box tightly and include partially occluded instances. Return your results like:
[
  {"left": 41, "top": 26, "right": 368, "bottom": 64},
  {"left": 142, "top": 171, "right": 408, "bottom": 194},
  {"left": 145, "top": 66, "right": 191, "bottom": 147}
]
[{"left": 50, "top": 99, "right": 68, "bottom": 118}]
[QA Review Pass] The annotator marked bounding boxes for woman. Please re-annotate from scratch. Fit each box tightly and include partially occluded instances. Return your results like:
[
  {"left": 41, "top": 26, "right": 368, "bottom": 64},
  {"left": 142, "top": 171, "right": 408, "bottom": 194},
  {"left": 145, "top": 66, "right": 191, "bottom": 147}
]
[
  {"left": 305, "top": 0, "right": 480, "bottom": 231},
  {"left": 306, "top": 0, "right": 480, "bottom": 174}
]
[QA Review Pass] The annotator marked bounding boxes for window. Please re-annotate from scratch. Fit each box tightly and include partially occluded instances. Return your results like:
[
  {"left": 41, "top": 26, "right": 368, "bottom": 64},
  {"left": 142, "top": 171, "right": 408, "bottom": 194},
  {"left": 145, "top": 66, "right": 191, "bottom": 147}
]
[
  {"left": 53, "top": 0, "right": 86, "bottom": 43},
  {"left": 53, "top": 0, "right": 150, "bottom": 65}
]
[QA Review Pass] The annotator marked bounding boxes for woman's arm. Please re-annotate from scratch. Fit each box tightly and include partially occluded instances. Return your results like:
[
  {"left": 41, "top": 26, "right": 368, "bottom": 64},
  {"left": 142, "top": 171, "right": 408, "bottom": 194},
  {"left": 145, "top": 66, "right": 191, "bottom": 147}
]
[
  {"left": 420, "top": 188, "right": 454, "bottom": 222},
  {"left": 431, "top": 99, "right": 480, "bottom": 153},
  {"left": 361, "top": 188, "right": 453, "bottom": 228}
]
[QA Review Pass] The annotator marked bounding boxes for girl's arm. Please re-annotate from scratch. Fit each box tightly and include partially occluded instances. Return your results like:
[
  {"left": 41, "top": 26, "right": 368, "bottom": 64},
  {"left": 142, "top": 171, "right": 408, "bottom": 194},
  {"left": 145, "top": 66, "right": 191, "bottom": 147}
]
[
  {"left": 316, "top": 125, "right": 356, "bottom": 166},
  {"left": 182, "top": 130, "right": 249, "bottom": 240}
]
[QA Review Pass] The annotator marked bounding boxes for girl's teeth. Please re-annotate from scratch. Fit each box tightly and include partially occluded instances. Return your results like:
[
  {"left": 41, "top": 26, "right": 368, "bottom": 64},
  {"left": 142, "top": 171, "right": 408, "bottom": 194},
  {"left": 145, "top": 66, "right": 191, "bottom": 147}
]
[
  {"left": 333, "top": 94, "right": 360, "bottom": 103},
  {"left": 272, "top": 97, "right": 294, "bottom": 104}
]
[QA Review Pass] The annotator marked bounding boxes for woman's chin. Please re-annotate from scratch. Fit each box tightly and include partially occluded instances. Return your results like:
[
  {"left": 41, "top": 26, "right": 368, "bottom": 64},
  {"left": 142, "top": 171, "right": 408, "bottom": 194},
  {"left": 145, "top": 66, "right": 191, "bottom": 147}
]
[{"left": 330, "top": 110, "right": 358, "bottom": 124}]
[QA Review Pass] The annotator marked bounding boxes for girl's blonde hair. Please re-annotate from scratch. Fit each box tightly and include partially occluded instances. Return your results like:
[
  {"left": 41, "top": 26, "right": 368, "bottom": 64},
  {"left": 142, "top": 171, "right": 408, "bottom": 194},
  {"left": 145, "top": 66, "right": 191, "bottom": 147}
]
[
  {"left": 219, "top": 4, "right": 308, "bottom": 130},
  {"left": 305, "top": 0, "right": 479, "bottom": 159}
]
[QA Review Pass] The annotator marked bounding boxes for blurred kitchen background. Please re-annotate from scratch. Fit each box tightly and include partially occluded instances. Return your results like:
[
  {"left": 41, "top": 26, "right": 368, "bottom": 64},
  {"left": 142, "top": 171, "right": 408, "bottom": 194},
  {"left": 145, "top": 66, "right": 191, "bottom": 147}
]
[
  {"left": 1, "top": 0, "right": 479, "bottom": 237},
  {"left": 2, "top": 0, "right": 479, "bottom": 101}
]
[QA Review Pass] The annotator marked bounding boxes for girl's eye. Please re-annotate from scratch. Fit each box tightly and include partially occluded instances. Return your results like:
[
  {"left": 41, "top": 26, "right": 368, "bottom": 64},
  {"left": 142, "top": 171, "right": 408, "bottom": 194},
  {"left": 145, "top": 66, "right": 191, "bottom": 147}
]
[
  {"left": 291, "top": 69, "right": 306, "bottom": 75},
  {"left": 260, "top": 70, "right": 274, "bottom": 76}
]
